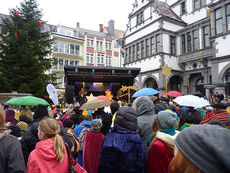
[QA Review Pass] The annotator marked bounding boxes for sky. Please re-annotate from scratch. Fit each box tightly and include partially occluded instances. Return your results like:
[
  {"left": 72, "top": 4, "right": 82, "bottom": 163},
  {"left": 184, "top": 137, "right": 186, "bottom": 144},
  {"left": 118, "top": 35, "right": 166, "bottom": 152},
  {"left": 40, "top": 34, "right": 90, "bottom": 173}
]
[{"left": 0, "top": 0, "right": 134, "bottom": 31}]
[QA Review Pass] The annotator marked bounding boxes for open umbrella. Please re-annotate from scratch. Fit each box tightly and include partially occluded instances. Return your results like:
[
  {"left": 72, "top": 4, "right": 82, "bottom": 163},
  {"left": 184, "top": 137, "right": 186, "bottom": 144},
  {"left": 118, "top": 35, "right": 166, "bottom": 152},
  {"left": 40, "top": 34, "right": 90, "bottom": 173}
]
[
  {"left": 167, "top": 91, "right": 183, "bottom": 98},
  {"left": 97, "top": 95, "right": 111, "bottom": 102},
  {"left": 80, "top": 99, "right": 111, "bottom": 110},
  {"left": 7, "top": 96, "right": 49, "bottom": 106},
  {"left": 173, "top": 95, "right": 210, "bottom": 108},
  {"left": 132, "top": 88, "right": 159, "bottom": 98}
]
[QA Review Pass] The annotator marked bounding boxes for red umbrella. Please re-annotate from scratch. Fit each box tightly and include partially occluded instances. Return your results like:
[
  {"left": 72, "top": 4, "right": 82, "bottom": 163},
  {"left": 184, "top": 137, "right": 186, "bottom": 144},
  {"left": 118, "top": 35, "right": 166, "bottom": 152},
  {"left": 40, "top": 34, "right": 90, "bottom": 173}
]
[
  {"left": 167, "top": 91, "right": 183, "bottom": 98},
  {"left": 97, "top": 95, "right": 111, "bottom": 102}
]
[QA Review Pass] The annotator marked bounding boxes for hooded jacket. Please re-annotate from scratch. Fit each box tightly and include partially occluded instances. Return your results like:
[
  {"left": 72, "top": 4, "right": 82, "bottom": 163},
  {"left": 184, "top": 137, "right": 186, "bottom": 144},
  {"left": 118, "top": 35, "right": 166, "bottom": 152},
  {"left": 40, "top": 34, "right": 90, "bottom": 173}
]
[
  {"left": 0, "top": 129, "right": 26, "bottom": 173},
  {"left": 147, "top": 131, "right": 179, "bottom": 173},
  {"left": 134, "top": 96, "right": 155, "bottom": 150},
  {"left": 99, "top": 106, "right": 146, "bottom": 173},
  {"left": 27, "top": 138, "right": 69, "bottom": 173}
]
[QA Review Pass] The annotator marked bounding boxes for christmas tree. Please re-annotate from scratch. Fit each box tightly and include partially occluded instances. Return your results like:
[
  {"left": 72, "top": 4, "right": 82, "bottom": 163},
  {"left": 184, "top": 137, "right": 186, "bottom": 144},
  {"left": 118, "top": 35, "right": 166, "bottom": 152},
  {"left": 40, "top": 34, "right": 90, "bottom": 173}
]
[{"left": 0, "top": 0, "right": 57, "bottom": 97}]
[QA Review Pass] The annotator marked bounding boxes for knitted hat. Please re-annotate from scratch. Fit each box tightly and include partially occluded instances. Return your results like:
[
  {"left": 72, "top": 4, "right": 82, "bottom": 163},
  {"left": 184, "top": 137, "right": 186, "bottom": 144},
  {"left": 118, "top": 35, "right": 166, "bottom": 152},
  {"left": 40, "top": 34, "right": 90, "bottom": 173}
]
[
  {"left": 16, "top": 121, "right": 29, "bottom": 131},
  {"left": 156, "top": 109, "right": 179, "bottom": 128},
  {"left": 175, "top": 124, "right": 230, "bottom": 173},
  {"left": 8, "top": 125, "right": 21, "bottom": 137},
  {"left": 33, "top": 104, "right": 49, "bottom": 119},
  {"left": 91, "top": 119, "right": 102, "bottom": 130},
  {"left": 63, "top": 119, "right": 74, "bottom": 128}
]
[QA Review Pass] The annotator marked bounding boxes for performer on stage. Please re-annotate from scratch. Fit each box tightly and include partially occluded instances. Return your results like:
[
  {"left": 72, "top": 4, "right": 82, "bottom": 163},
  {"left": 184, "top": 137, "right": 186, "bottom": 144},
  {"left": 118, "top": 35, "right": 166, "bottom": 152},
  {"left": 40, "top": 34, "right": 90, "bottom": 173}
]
[
  {"left": 79, "top": 88, "right": 87, "bottom": 105},
  {"left": 105, "top": 89, "right": 113, "bottom": 100}
]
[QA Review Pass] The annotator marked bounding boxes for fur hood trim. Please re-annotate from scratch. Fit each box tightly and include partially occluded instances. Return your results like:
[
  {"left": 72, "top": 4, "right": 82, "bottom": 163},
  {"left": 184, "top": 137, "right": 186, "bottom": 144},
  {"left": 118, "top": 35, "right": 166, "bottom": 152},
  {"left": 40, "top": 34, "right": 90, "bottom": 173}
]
[
  {"left": 156, "top": 131, "right": 179, "bottom": 146},
  {"left": 0, "top": 129, "right": 11, "bottom": 140}
]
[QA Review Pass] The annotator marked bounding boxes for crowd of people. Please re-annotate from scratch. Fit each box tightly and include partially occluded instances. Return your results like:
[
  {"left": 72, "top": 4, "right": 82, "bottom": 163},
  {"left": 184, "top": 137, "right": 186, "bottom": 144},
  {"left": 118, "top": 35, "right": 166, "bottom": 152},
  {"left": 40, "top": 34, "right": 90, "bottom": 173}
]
[{"left": 0, "top": 92, "right": 230, "bottom": 173}]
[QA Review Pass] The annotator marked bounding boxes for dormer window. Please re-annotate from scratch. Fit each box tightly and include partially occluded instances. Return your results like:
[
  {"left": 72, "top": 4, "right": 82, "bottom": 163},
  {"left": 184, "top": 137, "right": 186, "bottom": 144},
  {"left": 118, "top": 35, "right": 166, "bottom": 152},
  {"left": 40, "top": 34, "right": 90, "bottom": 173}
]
[
  {"left": 181, "top": 1, "right": 186, "bottom": 15},
  {"left": 136, "top": 11, "right": 144, "bottom": 25}
]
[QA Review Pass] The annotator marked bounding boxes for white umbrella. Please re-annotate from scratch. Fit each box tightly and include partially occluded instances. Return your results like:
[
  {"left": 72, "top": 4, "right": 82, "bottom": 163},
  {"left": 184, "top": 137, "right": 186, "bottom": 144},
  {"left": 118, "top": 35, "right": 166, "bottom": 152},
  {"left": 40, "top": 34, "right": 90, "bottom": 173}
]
[
  {"left": 173, "top": 95, "right": 210, "bottom": 108},
  {"left": 80, "top": 99, "right": 111, "bottom": 110}
]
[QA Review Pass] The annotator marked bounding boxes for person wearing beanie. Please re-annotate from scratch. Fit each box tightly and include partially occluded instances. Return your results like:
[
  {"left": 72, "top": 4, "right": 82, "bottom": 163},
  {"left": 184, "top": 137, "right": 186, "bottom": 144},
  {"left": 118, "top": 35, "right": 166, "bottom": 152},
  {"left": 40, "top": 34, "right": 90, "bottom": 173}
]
[
  {"left": 21, "top": 104, "right": 49, "bottom": 164},
  {"left": 16, "top": 121, "right": 29, "bottom": 131},
  {"left": 99, "top": 106, "right": 146, "bottom": 173},
  {"left": 8, "top": 125, "right": 22, "bottom": 140},
  {"left": 83, "top": 119, "right": 104, "bottom": 173},
  {"left": 147, "top": 109, "right": 179, "bottom": 173},
  {"left": 179, "top": 107, "right": 202, "bottom": 128},
  {"left": 5, "top": 109, "right": 18, "bottom": 126},
  {"left": 132, "top": 96, "right": 155, "bottom": 151},
  {"left": 169, "top": 124, "right": 230, "bottom": 173}
]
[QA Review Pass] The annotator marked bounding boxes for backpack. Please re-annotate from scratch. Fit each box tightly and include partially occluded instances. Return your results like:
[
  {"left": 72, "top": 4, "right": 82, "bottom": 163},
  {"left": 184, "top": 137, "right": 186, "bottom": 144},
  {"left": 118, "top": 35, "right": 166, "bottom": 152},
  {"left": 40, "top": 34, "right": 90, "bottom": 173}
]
[
  {"left": 78, "top": 126, "right": 90, "bottom": 151},
  {"left": 66, "top": 128, "right": 80, "bottom": 159}
]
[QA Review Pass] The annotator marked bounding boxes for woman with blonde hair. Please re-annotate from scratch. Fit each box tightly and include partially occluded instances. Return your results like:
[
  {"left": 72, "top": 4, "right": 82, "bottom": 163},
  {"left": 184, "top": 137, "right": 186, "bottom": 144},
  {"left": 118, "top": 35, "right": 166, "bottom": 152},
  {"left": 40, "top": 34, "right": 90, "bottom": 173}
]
[
  {"left": 27, "top": 118, "right": 69, "bottom": 173},
  {"left": 0, "top": 104, "right": 26, "bottom": 172}
]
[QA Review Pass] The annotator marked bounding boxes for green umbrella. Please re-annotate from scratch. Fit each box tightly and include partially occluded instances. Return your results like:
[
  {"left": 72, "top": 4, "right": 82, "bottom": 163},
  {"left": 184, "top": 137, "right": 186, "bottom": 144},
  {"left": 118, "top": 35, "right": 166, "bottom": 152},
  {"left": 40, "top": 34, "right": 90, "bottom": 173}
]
[{"left": 7, "top": 96, "right": 49, "bottom": 106}]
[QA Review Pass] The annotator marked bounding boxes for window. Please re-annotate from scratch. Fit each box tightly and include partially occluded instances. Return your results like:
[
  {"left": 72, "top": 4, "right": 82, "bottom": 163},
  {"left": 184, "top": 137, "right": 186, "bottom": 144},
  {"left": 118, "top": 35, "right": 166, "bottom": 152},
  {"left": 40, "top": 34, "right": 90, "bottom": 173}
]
[
  {"left": 215, "top": 8, "right": 223, "bottom": 34},
  {"left": 105, "top": 42, "right": 112, "bottom": 50},
  {"left": 54, "top": 42, "right": 58, "bottom": 52},
  {"left": 194, "top": 0, "right": 199, "bottom": 10},
  {"left": 70, "top": 60, "right": 74, "bottom": 65},
  {"left": 203, "top": 25, "right": 210, "bottom": 47},
  {"left": 193, "top": 30, "right": 199, "bottom": 50},
  {"left": 75, "top": 45, "right": 79, "bottom": 55},
  {"left": 141, "top": 41, "right": 144, "bottom": 58},
  {"left": 75, "top": 61, "right": 79, "bottom": 65},
  {"left": 90, "top": 40, "right": 94, "bottom": 47},
  {"left": 146, "top": 39, "right": 150, "bottom": 57},
  {"left": 65, "top": 59, "right": 69, "bottom": 66},
  {"left": 53, "top": 58, "right": 58, "bottom": 69},
  {"left": 65, "top": 43, "right": 69, "bottom": 54},
  {"left": 182, "top": 34, "right": 186, "bottom": 53},
  {"left": 133, "top": 45, "right": 136, "bottom": 61},
  {"left": 156, "top": 34, "right": 161, "bottom": 53},
  {"left": 100, "top": 42, "right": 103, "bottom": 51},
  {"left": 181, "top": 2, "right": 186, "bottom": 14},
  {"left": 125, "top": 48, "right": 128, "bottom": 63},
  {"left": 136, "top": 43, "right": 140, "bottom": 59},
  {"left": 187, "top": 32, "right": 192, "bottom": 52},
  {"left": 87, "top": 54, "right": 94, "bottom": 63},
  {"left": 194, "top": 0, "right": 206, "bottom": 10},
  {"left": 101, "top": 54, "right": 104, "bottom": 63},
  {"left": 97, "top": 54, "right": 104, "bottom": 64},
  {"left": 170, "top": 36, "right": 176, "bottom": 55},
  {"left": 87, "top": 39, "right": 90, "bottom": 46},
  {"left": 129, "top": 47, "right": 132, "bottom": 62},
  {"left": 70, "top": 44, "right": 74, "bottom": 54},
  {"left": 109, "top": 43, "right": 111, "bottom": 49},
  {"left": 59, "top": 59, "right": 64, "bottom": 69},
  {"left": 151, "top": 37, "right": 155, "bottom": 55},
  {"left": 106, "top": 56, "right": 112, "bottom": 65},
  {"left": 226, "top": 4, "right": 230, "bottom": 31},
  {"left": 59, "top": 42, "right": 64, "bottom": 53},
  {"left": 136, "top": 11, "right": 144, "bottom": 25}
]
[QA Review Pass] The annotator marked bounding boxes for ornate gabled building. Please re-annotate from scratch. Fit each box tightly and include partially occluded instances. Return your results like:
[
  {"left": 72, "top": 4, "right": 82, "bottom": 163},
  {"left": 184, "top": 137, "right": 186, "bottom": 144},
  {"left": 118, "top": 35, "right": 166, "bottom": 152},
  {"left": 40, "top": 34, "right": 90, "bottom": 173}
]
[{"left": 124, "top": 0, "right": 230, "bottom": 97}]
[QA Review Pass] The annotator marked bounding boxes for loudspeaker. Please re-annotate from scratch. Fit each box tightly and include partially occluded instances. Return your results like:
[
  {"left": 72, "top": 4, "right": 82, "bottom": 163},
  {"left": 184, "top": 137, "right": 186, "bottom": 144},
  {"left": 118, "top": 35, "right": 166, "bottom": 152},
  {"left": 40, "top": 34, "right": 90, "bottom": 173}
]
[{"left": 66, "top": 85, "right": 74, "bottom": 104}]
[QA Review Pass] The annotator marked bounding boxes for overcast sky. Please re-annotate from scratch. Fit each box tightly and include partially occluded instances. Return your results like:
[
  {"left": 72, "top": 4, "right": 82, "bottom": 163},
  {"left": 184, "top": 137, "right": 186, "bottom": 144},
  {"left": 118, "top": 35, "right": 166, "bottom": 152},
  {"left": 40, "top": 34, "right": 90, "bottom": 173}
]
[{"left": 0, "top": 0, "right": 134, "bottom": 31}]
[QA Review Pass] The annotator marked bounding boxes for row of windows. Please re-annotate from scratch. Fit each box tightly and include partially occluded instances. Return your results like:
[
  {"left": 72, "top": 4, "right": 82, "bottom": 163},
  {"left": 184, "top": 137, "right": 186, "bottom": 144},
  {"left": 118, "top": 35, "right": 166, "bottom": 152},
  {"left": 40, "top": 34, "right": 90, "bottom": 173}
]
[
  {"left": 125, "top": 34, "right": 162, "bottom": 63},
  {"left": 52, "top": 58, "right": 79, "bottom": 69},
  {"left": 58, "top": 28, "right": 78, "bottom": 37},
  {"left": 87, "top": 53, "right": 112, "bottom": 66},
  {"left": 54, "top": 42, "right": 80, "bottom": 55},
  {"left": 87, "top": 39, "right": 112, "bottom": 50},
  {"left": 215, "top": 4, "right": 230, "bottom": 34},
  {"left": 181, "top": 25, "right": 210, "bottom": 54}
]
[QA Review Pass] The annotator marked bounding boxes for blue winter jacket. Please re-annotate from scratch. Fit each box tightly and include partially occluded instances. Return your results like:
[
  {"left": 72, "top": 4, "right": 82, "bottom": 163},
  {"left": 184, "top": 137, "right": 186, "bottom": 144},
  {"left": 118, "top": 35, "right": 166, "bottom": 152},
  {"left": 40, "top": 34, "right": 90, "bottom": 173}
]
[{"left": 98, "top": 106, "right": 146, "bottom": 173}]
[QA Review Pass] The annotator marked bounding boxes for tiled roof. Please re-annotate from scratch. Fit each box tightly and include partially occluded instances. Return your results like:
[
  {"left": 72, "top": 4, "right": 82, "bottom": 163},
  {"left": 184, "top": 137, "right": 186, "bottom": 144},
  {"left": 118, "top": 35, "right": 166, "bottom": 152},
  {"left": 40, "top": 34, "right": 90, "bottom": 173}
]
[
  {"left": 104, "top": 27, "right": 125, "bottom": 40},
  {"left": 79, "top": 28, "right": 113, "bottom": 39},
  {"left": 152, "top": 0, "right": 185, "bottom": 23}
]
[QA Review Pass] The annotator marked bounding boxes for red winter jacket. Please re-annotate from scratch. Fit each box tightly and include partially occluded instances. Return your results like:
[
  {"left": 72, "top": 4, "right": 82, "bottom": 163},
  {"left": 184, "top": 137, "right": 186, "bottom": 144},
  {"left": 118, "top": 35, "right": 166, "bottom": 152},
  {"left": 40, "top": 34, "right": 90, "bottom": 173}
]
[
  {"left": 27, "top": 138, "right": 70, "bottom": 173},
  {"left": 147, "top": 131, "right": 178, "bottom": 173}
]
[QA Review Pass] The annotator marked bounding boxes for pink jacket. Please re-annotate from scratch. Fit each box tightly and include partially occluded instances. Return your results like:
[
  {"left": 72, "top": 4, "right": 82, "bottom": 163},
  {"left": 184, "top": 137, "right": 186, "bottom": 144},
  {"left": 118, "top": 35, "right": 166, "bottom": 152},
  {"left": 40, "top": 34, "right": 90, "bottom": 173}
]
[{"left": 27, "top": 138, "right": 69, "bottom": 173}]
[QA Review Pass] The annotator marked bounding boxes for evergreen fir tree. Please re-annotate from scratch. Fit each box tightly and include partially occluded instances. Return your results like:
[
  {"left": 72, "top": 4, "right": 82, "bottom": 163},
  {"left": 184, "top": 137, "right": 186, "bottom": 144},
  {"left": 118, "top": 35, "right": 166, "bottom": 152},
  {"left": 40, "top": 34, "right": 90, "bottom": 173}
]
[{"left": 0, "top": 0, "right": 57, "bottom": 97}]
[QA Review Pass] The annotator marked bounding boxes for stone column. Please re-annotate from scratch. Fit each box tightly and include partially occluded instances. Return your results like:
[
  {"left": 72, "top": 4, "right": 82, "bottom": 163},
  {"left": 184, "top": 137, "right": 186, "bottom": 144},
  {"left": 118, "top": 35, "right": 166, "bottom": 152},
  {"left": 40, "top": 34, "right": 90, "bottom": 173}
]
[
  {"left": 182, "top": 74, "right": 190, "bottom": 94},
  {"left": 214, "top": 86, "right": 225, "bottom": 94}
]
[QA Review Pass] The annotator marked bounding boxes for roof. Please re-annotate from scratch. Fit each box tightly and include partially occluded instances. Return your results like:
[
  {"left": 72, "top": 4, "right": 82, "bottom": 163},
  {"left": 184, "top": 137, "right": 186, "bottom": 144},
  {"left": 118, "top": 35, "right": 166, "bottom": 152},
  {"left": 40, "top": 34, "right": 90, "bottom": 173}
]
[
  {"left": 151, "top": 0, "right": 185, "bottom": 24},
  {"left": 79, "top": 28, "right": 113, "bottom": 39},
  {"left": 64, "top": 65, "right": 140, "bottom": 84},
  {"left": 103, "top": 27, "right": 125, "bottom": 40}
]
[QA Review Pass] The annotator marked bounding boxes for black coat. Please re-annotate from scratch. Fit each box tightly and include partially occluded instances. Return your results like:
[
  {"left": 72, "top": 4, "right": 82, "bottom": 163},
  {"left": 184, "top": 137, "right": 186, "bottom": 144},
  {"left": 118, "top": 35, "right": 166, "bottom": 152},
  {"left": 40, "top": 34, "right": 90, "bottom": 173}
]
[
  {"left": 93, "top": 110, "right": 112, "bottom": 135},
  {"left": 0, "top": 129, "right": 26, "bottom": 173}
]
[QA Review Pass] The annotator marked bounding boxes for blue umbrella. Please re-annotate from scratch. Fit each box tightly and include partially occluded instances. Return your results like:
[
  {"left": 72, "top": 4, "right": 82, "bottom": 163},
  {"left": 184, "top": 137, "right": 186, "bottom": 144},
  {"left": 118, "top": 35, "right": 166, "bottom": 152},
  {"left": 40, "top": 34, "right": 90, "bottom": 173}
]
[{"left": 132, "top": 88, "right": 159, "bottom": 98}]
